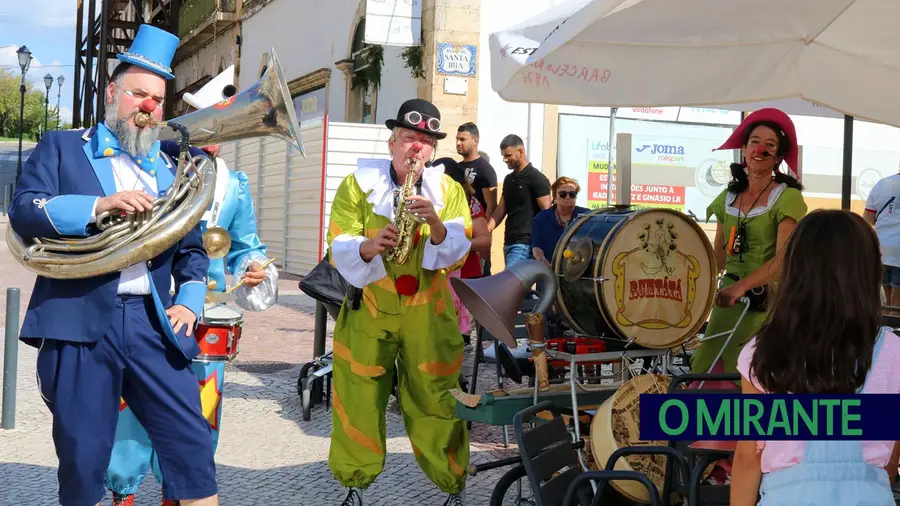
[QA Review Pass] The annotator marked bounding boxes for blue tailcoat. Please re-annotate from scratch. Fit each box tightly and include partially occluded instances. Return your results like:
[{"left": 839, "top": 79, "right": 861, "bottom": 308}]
[{"left": 7, "top": 127, "right": 209, "bottom": 361}]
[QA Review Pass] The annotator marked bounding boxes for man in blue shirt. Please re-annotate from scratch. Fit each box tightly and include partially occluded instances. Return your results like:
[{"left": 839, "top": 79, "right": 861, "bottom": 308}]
[{"left": 530, "top": 176, "right": 590, "bottom": 265}]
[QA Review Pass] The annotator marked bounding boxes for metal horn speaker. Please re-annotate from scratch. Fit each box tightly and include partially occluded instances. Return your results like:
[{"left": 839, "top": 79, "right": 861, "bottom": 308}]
[{"left": 450, "top": 259, "right": 558, "bottom": 348}]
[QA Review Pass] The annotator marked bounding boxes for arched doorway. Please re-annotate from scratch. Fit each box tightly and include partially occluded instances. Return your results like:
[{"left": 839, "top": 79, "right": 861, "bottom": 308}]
[{"left": 347, "top": 18, "right": 376, "bottom": 124}]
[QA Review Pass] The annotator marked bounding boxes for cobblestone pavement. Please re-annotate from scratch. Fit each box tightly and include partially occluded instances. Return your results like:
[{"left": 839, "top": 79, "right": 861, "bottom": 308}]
[{"left": 0, "top": 227, "right": 530, "bottom": 506}]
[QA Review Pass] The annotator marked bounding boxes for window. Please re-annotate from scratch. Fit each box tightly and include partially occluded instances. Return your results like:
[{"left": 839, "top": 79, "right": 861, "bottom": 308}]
[
  {"left": 293, "top": 87, "right": 327, "bottom": 129},
  {"left": 347, "top": 18, "right": 376, "bottom": 124}
]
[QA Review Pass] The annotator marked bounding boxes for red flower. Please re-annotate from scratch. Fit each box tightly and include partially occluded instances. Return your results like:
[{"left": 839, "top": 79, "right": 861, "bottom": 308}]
[
  {"left": 412, "top": 229, "right": 421, "bottom": 247},
  {"left": 396, "top": 275, "right": 420, "bottom": 296}
]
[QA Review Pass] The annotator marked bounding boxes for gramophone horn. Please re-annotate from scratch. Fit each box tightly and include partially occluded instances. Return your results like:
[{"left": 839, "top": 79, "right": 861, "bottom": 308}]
[
  {"left": 451, "top": 271, "right": 525, "bottom": 348},
  {"left": 450, "top": 259, "right": 559, "bottom": 349}
]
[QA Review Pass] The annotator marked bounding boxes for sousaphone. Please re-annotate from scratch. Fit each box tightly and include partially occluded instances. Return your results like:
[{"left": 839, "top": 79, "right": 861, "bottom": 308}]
[{"left": 6, "top": 49, "right": 303, "bottom": 280}]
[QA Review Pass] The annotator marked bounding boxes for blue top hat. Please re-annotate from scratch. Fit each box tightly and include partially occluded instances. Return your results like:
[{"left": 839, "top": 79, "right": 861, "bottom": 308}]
[{"left": 116, "top": 24, "right": 179, "bottom": 80}]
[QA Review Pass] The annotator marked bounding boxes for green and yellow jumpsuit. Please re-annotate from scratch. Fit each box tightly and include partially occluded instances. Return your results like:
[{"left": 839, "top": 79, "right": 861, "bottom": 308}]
[{"left": 326, "top": 158, "right": 473, "bottom": 494}]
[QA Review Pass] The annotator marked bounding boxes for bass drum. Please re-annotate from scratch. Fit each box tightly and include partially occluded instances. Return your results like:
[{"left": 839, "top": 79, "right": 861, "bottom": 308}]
[
  {"left": 552, "top": 206, "right": 716, "bottom": 349},
  {"left": 590, "top": 374, "right": 671, "bottom": 503}
]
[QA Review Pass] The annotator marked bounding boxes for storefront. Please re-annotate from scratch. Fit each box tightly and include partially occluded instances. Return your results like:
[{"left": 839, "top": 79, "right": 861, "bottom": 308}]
[{"left": 554, "top": 106, "right": 900, "bottom": 220}]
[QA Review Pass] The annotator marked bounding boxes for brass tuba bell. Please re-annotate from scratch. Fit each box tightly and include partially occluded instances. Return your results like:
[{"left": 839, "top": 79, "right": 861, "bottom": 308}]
[{"left": 6, "top": 48, "right": 302, "bottom": 280}]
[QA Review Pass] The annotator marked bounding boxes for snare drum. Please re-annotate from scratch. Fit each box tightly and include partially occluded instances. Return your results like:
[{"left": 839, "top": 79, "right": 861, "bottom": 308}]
[{"left": 194, "top": 305, "right": 243, "bottom": 361}]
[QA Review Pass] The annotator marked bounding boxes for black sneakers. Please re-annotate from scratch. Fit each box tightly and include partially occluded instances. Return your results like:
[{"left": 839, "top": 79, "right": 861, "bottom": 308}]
[
  {"left": 340, "top": 488, "right": 363, "bottom": 506},
  {"left": 442, "top": 493, "right": 464, "bottom": 506}
]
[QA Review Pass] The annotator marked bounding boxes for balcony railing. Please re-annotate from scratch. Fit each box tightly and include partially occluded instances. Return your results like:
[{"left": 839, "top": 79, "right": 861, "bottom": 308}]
[{"left": 178, "top": 0, "right": 237, "bottom": 38}]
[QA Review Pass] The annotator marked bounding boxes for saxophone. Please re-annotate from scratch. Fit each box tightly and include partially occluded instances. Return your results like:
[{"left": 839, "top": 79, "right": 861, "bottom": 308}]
[{"left": 384, "top": 157, "right": 426, "bottom": 265}]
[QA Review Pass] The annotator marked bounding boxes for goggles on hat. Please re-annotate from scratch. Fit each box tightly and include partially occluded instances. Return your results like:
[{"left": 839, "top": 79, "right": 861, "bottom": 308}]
[{"left": 405, "top": 111, "right": 441, "bottom": 133}]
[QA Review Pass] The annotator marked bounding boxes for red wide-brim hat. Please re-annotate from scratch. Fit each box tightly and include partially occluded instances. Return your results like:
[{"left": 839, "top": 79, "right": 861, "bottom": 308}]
[{"left": 714, "top": 108, "right": 799, "bottom": 179}]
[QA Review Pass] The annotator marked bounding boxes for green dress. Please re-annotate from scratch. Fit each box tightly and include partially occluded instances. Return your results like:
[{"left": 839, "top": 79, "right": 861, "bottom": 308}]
[{"left": 690, "top": 183, "right": 807, "bottom": 375}]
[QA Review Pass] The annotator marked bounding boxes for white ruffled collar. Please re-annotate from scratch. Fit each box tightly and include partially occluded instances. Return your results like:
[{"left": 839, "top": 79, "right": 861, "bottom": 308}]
[{"left": 354, "top": 158, "right": 447, "bottom": 220}]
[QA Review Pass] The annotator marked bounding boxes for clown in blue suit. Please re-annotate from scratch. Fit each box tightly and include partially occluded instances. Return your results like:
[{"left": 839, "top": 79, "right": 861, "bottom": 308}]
[
  {"left": 7, "top": 25, "right": 221, "bottom": 506},
  {"left": 104, "top": 65, "right": 279, "bottom": 506}
]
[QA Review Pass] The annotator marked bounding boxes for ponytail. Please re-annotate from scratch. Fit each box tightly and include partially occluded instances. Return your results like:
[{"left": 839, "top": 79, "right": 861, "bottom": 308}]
[{"left": 726, "top": 163, "right": 749, "bottom": 193}]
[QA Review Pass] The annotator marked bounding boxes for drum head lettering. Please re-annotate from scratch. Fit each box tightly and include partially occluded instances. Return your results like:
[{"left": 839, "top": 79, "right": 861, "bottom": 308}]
[
  {"left": 597, "top": 209, "right": 715, "bottom": 348},
  {"left": 591, "top": 374, "right": 671, "bottom": 503}
]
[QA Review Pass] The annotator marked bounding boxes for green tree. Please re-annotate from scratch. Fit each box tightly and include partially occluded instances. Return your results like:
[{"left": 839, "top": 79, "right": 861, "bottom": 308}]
[{"left": 0, "top": 69, "right": 60, "bottom": 141}]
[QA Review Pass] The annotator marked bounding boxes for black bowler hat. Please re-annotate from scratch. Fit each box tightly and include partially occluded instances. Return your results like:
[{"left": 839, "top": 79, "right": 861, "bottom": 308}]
[{"left": 385, "top": 98, "right": 447, "bottom": 140}]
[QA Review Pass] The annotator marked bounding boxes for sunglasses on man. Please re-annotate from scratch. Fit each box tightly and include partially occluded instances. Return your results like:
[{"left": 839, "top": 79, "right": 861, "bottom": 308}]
[{"left": 558, "top": 191, "right": 578, "bottom": 199}]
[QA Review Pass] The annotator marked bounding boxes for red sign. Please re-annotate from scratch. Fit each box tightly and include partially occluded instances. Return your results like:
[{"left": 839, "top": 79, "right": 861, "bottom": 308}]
[{"left": 587, "top": 172, "right": 686, "bottom": 208}]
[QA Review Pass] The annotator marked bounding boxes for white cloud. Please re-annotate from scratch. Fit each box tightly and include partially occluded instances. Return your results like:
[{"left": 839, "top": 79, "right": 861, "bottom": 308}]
[
  {"left": 2, "top": 1, "right": 79, "bottom": 28},
  {"left": 0, "top": 46, "right": 66, "bottom": 86},
  {"left": 58, "top": 105, "right": 72, "bottom": 123},
  {"left": 0, "top": 45, "right": 45, "bottom": 80}
]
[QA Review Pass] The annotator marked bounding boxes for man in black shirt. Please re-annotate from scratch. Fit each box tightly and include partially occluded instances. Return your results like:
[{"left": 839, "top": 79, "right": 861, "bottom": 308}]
[
  {"left": 487, "top": 134, "right": 552, "bottom": 268},
  {"left": 454, "top": 122, "right": 498, "bottom": 275}
]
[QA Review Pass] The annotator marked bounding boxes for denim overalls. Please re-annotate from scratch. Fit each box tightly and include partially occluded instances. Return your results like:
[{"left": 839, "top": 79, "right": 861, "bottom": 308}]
[{"left": 758, "top": 328, "right": 895, "bottom": 506}]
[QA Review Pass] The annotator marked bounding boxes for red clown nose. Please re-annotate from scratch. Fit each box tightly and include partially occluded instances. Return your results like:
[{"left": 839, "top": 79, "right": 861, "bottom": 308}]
[
  {"left": 412, "top": 142, "right": 424, "bottom": 152},
  {"left": 139, "top": 99, "right": 157, "bottom": 114}
]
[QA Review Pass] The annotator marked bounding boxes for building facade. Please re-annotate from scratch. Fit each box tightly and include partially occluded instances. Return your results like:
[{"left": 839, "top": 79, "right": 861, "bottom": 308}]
[{"left": 169, "top": 0, "right": 900, "bottom": 273}]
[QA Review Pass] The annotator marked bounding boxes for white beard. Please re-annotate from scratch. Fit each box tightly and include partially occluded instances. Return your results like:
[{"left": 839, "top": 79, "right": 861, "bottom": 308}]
[{"left": 104, "top": 93, "right": 161, "bottom": 158}]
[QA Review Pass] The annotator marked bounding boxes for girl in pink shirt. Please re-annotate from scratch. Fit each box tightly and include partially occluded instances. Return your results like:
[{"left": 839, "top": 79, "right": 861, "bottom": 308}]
[{"left": 731, "top": 210, "right": 900, "bottom": 506}]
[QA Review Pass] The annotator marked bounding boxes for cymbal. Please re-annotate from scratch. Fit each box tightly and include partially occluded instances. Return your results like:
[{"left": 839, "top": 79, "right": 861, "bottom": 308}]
[
  {"left": 560, "top": 237, "right": 592, "bottom": 282},
  {"left": 202, "top": 226, "right": 232, "bottom": 260}
]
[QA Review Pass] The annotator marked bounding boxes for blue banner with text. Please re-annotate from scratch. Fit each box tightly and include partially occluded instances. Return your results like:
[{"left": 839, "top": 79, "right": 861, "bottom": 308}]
[{"left": 638, "top": 394, "right": 899, "bottom": 441}]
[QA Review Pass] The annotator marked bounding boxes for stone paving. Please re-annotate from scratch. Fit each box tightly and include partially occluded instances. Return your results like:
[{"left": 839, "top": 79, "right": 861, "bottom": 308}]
[{"left": 0, "top": 222, "right": 530, "bottom": 506}]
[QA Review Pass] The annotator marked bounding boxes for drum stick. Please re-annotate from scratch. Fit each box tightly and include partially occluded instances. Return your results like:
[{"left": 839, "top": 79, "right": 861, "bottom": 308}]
[
  {"left": 225, "top": 257, "right": 277, "bottom": 294},
  {"left": 524, "top": 312, "right": 550, "bottom": 390}
]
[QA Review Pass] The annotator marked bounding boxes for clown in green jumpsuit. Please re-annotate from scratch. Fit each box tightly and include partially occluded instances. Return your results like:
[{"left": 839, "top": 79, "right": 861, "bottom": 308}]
[{"left": 327, "top": 98, "right": 472, "bottom": 506}]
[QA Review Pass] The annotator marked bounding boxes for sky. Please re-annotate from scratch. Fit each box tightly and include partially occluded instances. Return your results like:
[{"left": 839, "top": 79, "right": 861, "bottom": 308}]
[{"left": 0, "top": 0, "right": 89, "bottom": 124}]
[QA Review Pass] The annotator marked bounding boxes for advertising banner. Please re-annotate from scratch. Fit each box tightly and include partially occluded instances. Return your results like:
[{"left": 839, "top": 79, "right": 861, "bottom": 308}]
[
  {"left": 586, "top": 172, "right": 686, "bottom": 211},
  {"left": 586, "top": 134, "right": 732, "bottom": 216}
]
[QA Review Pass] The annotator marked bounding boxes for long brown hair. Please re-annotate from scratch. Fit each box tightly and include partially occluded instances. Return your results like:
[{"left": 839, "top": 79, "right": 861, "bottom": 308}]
[{"left": 749, "top": 210, "right": 883, "bottom": 394}]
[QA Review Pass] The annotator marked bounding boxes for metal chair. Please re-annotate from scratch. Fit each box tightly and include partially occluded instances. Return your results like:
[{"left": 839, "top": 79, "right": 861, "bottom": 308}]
[
  {"left": 512, "top": 401, "right": 595, "bottom": 506},
  {"left": 563, "top": 471, "right": 662, "bottom": 506}
]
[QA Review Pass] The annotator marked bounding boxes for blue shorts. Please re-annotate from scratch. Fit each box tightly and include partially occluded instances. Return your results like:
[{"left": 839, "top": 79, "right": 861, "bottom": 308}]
[
  {"left": 884, "top": 265, "right": 900, "bottom": 288},
  {"left": 37, "top": 295, "right": 217, "bottom": 506}
]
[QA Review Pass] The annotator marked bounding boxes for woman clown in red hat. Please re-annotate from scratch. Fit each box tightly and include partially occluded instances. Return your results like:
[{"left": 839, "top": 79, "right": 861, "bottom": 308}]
[{"left": 690, "top": 108, "right": 808, "bottom": 379}]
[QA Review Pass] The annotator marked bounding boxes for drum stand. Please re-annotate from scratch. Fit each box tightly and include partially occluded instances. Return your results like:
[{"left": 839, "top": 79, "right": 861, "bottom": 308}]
[
  {"left": 693, "top": 297, "right": 751, "bottom": 388},
  {"left": 540, "top": 345, "right": 671, "bottom": 474}
]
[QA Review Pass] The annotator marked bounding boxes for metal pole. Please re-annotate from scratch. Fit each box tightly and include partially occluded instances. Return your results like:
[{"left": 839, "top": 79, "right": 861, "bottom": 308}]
[
  {"left": 841, "top": 115, "right": 854, "bottom": 210},
  {"left": 2, "top": 288, "right": 21, "bottom": 429},
  {"left": 16, "top": 79, "right": 26, "bottom": 183},
  {"left": 56, "top": 89, "right": 62, "bottom": 130},
  {"left": 606, "top": 107, "right": 617, "bottom": 207},
  {"left": 313, "top": 301, "right": 327, "bottom": 359},
  {"left": 43, "top": 93, "right": 50, "bottom": 136}
]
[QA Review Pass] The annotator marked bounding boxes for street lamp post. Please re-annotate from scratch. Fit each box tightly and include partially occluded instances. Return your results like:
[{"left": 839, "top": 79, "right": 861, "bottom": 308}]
[
  {"left": 15, "top": 45, "right": 32, "bottom": 184},
  {"left": 43, "top": 74, "right": 53, "bottom": 139},
  {"left": 56, "top": 75, "right": 65, "bottom": 130}
]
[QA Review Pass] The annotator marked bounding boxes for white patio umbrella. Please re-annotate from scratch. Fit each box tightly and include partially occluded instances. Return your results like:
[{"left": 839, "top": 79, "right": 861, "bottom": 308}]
[{"left": 489, "top": 0, "right": 900, "bottom": 206}]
